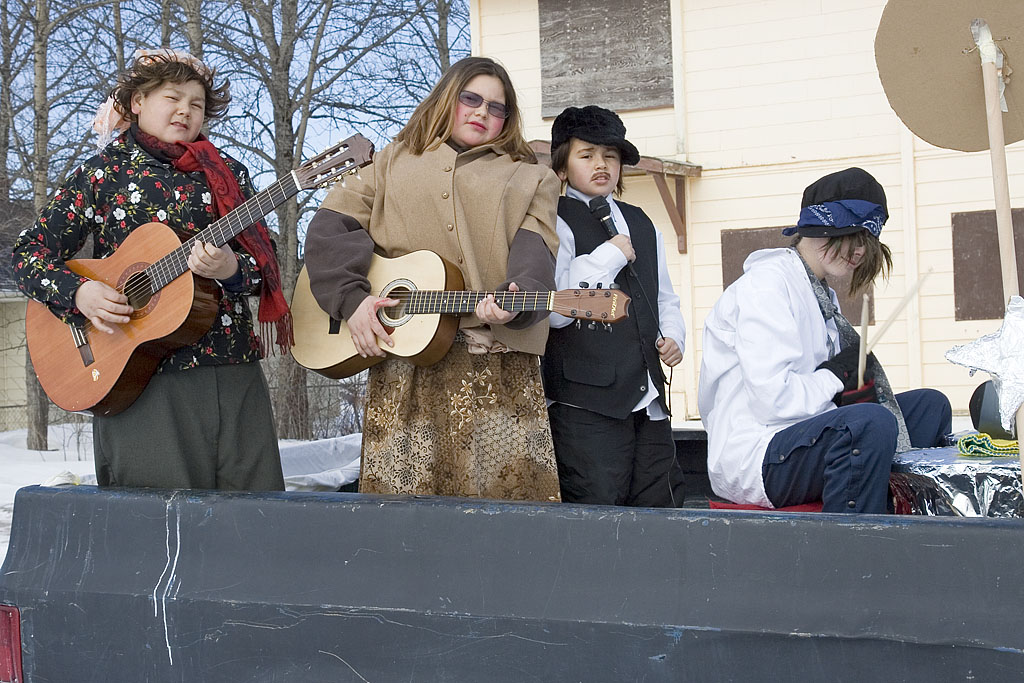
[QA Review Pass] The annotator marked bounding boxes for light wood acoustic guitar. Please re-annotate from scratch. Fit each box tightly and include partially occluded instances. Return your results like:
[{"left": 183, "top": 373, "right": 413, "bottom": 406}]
[
  {"left": 290, "top": 249, "right": 631, "bottom": 379},
  {"left": 26, "top": 133, "right": 375, "bottom": 416}
]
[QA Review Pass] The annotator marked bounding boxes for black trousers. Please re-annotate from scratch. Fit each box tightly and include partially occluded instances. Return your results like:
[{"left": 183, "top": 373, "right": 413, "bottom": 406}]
[{"left": 548, "top": 403, "right": 684, "bottom": 507}]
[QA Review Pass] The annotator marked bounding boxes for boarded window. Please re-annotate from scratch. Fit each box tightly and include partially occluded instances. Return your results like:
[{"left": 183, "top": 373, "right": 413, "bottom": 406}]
[
  {"left": 538, "top": 0, "right": 674, "bottom": 119},
  {"left": 951, "top": 209, "right": 1024, "bottom": 321},
  {"left": 719, "top": 227, "right": 874, "bottom": 326}
]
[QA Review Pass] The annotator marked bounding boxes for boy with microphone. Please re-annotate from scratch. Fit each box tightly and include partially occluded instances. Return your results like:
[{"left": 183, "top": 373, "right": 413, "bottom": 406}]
[{"left": 543, "top": 105, "right": 687, "bottom": 507}]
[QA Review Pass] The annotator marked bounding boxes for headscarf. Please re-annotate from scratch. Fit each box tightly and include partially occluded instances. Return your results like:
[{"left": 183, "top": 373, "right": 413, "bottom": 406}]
[{"left": 92, "top": 48, "right": 213, "bottom": 148}]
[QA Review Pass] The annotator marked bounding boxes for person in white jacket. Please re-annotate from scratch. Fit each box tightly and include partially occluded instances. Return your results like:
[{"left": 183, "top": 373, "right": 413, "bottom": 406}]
[{"left": 699, "top": 168, "right": 951, "bottom": 513}]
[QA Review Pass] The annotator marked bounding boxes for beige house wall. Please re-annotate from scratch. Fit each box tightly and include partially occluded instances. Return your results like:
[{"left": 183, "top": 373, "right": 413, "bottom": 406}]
[
  {"left": 0, "top": 298, "right": 27, "bottom": 431},
  {"left": 474, "top": 0, "right": 1024, "bottom": 420}
]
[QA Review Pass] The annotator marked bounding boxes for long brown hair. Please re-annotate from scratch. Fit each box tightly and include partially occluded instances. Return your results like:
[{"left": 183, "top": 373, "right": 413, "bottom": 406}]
[
  {"left": 794, "top": 232, "right": 893, "bottom": 296},
  {"left": 395, "top": 56, "right": 536, "bottom": 162}
]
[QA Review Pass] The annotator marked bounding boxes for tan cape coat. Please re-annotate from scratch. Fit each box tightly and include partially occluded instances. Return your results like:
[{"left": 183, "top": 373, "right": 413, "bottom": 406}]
[{"left": 317, "top": 138, "right": 560, "bottom": 355}]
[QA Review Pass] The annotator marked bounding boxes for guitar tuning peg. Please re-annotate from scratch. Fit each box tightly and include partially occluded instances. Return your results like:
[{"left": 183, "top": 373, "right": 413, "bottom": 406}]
[
  {"left": 575, "top": 320, "right": 582, "bottom": 330},
  {"left": 578, "top": 281, "right": 590, "bottom": 289},
  {"left": 595, "top": 282, "right": 604, "bottom": 289},
  {"left": 608, "top": 283, "right": 621, "bottom": 290},
  {"left": 603, "top": 323, "right": 612, "bottom": 332},
  {"left": 587, "top": 321, "right": 597, "bottom": 330}
]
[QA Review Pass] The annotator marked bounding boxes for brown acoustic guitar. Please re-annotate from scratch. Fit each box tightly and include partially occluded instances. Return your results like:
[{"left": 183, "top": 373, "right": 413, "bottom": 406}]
[
  {"left": 26, "top": 133, "right": 374, "bottom": 416},
  {"left": 290, "top": 249, "right": 631, "bottom": 379}
]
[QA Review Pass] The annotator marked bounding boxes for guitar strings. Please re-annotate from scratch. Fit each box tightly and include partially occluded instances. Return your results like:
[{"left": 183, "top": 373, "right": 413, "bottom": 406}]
[
  {"left": 75, "top": 150, "right": 361, "bottom": 335},
  {"left": 116, "top": 177, "right": 294, "bottom": 303},
  {"left": 73, "top": 179, "right": 294, "bottom": 337},
  {"left": 380, "top": 290, "right": 612, "bottom": 317},
  {"left": 384, "top": 291, "right": 549, "bottom": 312}
]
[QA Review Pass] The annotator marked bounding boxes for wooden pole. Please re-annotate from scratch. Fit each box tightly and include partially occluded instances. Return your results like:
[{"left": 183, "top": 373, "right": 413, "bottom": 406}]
[
  {"left": 973, "top": 19, "right": 1019, "bottom": 301},
  {"left": 1017, "top": 404, "right": 1024, "bottom": 488},
  {"left": 857, "top": 293, "right": 869, "bottom": 390},
  {"left": 972, "top": 19, "right": 1024, "bottom": 488}
]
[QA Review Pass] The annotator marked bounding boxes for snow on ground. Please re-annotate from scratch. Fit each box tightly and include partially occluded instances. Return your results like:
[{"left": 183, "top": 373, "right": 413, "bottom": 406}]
[
  {"left": 0, "top": 423, "right": 96, "bottom": 567},
  {"left": 0, "top": 423, "right": 362, "bottom": 567}
]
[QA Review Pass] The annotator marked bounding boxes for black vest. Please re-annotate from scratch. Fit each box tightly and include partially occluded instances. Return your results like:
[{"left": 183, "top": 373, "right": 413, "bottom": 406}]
[{"left": 542, "top": 196, "right": 668, "bottom": 419}]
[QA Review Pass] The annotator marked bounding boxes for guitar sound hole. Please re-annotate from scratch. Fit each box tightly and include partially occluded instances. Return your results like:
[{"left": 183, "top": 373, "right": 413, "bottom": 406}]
[
  {"left": 123, "top": 271, "right": 154, "bottom": 310},
  {"left": 379, "top": 286, "right": 410, "bottom": 325}
]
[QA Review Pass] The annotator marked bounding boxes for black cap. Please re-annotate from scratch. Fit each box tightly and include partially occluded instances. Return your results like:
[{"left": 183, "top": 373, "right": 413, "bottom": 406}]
[
  {"left": 551, "top": 105, "right": 640, "bottom": 166},
  {"left": 802, "top": 167, "right": 887, "bottom": 212},
  {"left": 790, "top": 167, "right": 889, "bottom": 238}
]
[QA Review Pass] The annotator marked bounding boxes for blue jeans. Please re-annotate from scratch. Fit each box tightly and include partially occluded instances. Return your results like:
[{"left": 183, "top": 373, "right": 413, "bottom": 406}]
[{"left": 761, "top": 389, "right": 952, "bottom": 513}]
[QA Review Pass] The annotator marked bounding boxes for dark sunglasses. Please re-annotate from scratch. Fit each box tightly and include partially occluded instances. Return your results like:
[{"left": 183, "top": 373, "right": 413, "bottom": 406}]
[{"left": 457, "top": 90, "right": 510, "bottom": 119}]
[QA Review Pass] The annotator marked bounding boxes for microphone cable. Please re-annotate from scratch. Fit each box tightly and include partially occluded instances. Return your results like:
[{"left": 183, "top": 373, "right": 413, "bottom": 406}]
[{"left": 587, "top": 196, "right": 674, "bottom": 416}]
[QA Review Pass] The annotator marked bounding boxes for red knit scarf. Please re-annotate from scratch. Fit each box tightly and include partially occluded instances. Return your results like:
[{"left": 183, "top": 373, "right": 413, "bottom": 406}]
[{"left": 134, "top": 128, "right": 293, "bottom": 354}]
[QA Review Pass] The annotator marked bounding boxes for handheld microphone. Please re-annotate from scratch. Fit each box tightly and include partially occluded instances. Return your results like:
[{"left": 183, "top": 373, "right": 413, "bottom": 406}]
[
  {"left": 586, "top": 195, "right": 667, "bottom": 346},
  {"left": 589, "top": 195, "right": 635, "bottom": 276},
  {"left": 588, "top": 196, "right": 618, "bottom": 239}
]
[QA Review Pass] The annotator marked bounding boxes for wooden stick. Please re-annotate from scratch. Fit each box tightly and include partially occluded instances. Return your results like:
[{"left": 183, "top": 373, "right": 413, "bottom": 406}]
[
  {"left": 974, "top": 19, "right": 1019, "bottom": 301},
  {"left": 1017, "top": 403, "right": 1024, "bottom": 491},
  {"left": 865, "top": 269, "right": 933, "bottom": 356},
  {"left": 857, "top": 292, "right": 869, "bottom": 389},
  {"left": 972, "top": 19, "right": 1022, "bottom": 486}
]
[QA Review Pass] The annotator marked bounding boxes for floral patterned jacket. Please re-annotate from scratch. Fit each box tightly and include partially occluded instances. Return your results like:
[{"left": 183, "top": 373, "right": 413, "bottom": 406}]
[{"left": 11, "top": 128, "right": 265, "bottom": 372}]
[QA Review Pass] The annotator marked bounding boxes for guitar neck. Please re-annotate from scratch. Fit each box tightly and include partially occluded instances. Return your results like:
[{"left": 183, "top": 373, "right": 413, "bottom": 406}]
[
  {"left": 145, "top": 172, "right": 300, "bottom": 290},
  {"left": 403, "top": 290, "right": 554, "bottom": 314}
]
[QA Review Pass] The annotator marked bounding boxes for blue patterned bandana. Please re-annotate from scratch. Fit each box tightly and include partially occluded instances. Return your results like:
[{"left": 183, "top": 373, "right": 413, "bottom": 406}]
[{"left": 782, "top": 199, "right": 887, "bottom": 237}]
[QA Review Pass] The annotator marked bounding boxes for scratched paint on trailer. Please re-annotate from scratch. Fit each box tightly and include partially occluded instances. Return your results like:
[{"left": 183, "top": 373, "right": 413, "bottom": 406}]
[{"left": 1, "top": 486, "right": 1023, "bottom": 681}]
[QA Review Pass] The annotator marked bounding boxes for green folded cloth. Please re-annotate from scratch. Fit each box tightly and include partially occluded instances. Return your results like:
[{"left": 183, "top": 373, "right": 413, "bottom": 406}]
[{"left": 957, "top": 433, "right": 1019, "bottom": 457}]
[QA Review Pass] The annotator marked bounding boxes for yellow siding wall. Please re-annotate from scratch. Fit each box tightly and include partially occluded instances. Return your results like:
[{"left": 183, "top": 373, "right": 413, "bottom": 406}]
[
  {"left": 475, "top": 0, "right": 1024, "bottom": 419},
  {"left": 0, "top": 300, "right": 27, "bottom": 431}
]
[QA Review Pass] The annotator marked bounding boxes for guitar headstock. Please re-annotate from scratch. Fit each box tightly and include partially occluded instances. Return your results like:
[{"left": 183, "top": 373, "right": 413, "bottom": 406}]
[
  {"left": 295, "top": 133, "right": 375, "bottom": 190},
  {"left": 550, "top": 289, "right": 631, "bottom": 323}
]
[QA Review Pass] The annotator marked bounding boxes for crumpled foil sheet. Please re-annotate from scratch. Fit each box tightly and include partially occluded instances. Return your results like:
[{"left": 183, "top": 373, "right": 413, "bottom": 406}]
[
  {"left": 890, "top": 446, "right": 1023, "bottom": 517},
  {"left": 945, "top": 295, "right": 1024, "bottom": 433}
]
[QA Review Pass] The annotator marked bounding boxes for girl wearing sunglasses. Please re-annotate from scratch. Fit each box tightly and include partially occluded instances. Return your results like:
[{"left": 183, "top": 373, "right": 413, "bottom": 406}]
[{"left": 304, "top": 56, "right": 561, "bottom": 502}]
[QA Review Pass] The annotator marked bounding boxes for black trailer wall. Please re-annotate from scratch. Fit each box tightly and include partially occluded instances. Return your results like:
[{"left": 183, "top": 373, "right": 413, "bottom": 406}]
[{"left": 1, "top": 485, "right": 1022, "bottom": 682}]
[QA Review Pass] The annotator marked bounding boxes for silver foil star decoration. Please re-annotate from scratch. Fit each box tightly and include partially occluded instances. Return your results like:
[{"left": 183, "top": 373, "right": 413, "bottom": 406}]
[{"left": 946, "top": 296, "right": 1024, "bottom": 432}]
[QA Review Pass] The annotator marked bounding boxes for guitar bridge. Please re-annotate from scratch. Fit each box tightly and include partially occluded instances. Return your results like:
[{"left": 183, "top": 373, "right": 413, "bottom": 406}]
[{"left": 71, "top": 324, "right": 94, "bottom": 367}]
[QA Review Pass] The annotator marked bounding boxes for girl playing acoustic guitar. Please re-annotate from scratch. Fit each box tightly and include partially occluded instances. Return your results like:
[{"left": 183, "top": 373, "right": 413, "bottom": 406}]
[
  {"left": 304, "top": 56, "right": 562, "bottom": 502},
  {"left": 11, "top": 49, "right": 287, "bottom": 491}
]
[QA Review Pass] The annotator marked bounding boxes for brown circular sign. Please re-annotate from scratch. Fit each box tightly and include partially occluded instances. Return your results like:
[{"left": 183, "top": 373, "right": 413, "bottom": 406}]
[{"left": 875, "top": 0, "right": 1024, "bottom": 152}]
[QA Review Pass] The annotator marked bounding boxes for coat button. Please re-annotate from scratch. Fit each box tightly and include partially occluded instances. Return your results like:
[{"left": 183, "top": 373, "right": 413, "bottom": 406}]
[
  {"left": 847, "top": 500, "right": 856, "bottom": 509},
  {"left": 442, "top": 191, "right": 449, "bottom": 199},
  {"left": 446, "top": 224, "right": 454, "bottom": 231},
  {"left": 779, "top": 454, "right": 786, "bottom": 462},
  {"left": 444, "top": 166, "right": 452, "bottom": 172},
  {"left": 457, "top": 256, "right": 463, "bottom": 264},
  {"left": 852, "top": 448, "right": 861, "bottom": 456},
  {"left": 640, "top": 385, "right": 646, "bottom": 391}
]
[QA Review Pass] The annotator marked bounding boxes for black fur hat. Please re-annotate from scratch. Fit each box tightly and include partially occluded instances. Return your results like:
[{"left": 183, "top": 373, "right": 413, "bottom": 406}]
[{"left": 551, "top": 105, "right": 640, "bottom": 166}]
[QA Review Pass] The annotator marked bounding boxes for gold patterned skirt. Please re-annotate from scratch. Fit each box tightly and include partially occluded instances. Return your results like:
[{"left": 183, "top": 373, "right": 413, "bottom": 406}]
[{"left": 359, "top": 342, "right": 560, "bottom": 502}]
